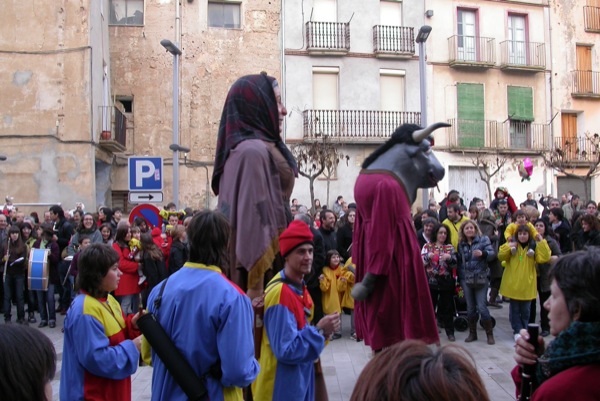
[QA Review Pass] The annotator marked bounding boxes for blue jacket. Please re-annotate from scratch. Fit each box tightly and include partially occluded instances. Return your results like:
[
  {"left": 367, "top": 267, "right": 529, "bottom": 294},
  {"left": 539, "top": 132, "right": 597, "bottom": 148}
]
[{"left": 456, "top": 235, "right": 495, "bottom": 280}]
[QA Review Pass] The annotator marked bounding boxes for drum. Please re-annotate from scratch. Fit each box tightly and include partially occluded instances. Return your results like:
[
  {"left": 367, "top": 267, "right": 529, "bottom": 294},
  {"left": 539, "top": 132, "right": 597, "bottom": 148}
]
[{"left": 28, "top": 248, "right": 49, "bottom": 291}]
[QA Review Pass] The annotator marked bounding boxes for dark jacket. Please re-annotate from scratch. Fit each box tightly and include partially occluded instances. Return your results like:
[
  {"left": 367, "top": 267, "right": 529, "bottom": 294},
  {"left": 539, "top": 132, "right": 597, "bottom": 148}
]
[
  {"left": 305, "top": 227, "right": 325, "bottom": 289},
  {"left": 336, "top": 223, "right": 353, "bottom": 261},
  {"left": 580, "top": 230, "right": 600, "bottom": 249},
  {"left": 168, "top": 240, "right": 188, "bottom": 275},
  {"left": 552, "top": 220, "right": 572, "bottom": 254},
  {"left": 456, "top": 235, "right": 495, "bottom": 280},
  {"left": 318, "top": 226, "right": 337, "bottom": 254},
  {"left": 54, "top": 218, "right": 74, "bottom": 254},
  {"left": 142, "top": 252, "right": 168, "bottom": 290}
]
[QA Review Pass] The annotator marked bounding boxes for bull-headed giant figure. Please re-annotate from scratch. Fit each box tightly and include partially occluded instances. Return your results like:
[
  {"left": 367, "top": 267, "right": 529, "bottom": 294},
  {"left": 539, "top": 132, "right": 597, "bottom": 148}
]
[{"left": 351, "top": 122, "right": 449, "bottom": 352}]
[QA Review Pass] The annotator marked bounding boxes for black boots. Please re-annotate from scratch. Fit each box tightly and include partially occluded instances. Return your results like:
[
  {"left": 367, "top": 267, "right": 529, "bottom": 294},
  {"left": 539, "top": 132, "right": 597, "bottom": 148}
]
[
  {"left": 488, "top": 288, "right": 503, "bottom": 308},
  {"left": 482, "top": 319, "right": 495, "bottom": 345},
  {"left": 464, "top": 317, "right": 478, "bottom": 343}
]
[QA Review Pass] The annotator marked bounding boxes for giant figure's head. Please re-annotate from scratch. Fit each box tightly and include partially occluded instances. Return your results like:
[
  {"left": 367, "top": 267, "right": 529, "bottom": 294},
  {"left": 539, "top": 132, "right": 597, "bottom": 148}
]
[{"left": 363, "top": 122, "right": 449, "bottom": 189}]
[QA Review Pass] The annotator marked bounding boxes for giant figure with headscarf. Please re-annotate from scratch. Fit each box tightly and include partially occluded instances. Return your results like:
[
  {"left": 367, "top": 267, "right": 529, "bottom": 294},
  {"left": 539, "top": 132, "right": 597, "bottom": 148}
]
[{"left": 212, "top": 73, "right": 297, "bottom": 300}]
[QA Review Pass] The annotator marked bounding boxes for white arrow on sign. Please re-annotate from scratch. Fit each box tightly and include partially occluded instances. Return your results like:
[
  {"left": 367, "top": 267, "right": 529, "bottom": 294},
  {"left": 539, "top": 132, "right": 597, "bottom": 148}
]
[{"left": 129, "top": 192, "right": 164, "bottom": 204}]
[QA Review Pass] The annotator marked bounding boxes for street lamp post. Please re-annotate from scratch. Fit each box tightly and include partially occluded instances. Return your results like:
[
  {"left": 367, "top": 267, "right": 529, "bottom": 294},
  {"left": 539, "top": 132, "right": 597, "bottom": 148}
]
[
  {"left": 416, "top": 25, "right": 432, "bottom": 210},
  {"left": 161, "top": 39, "right": 182, "bottom": 207}
]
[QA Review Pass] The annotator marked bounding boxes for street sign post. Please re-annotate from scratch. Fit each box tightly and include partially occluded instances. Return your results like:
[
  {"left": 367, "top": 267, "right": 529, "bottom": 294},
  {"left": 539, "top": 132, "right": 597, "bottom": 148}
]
[{"left": 129, "top": 192, "right": 163, "bottom": 204}]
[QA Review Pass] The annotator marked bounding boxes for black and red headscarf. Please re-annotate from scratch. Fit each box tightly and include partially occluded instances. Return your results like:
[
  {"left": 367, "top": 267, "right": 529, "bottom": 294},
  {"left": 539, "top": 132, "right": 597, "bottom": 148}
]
[{"left": 211, "top": 73, "right": 298, "bottom": 195}]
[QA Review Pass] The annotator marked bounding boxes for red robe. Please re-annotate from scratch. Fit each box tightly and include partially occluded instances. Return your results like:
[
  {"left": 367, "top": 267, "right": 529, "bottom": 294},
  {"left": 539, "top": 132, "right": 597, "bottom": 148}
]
[{"left": 353, "top": 170, "right": 439, "bottom": 350}]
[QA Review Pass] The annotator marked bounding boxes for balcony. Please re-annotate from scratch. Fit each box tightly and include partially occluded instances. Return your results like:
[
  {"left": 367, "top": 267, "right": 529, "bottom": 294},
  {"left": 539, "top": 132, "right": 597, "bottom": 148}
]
[
  {"left": 448, "top": 35, "right": 495, "bottom": 68},
  {"left": 98, "top": 106, "right": 127, "bottom": 153},
  {"left": 571, "top": 70, "right": 600, "bottom": 98},
  {"left": 303, "top": 109, "right": 421, "bottom": 143},
  {"left": 552, "top": 136, "right": 600, "bottom": 163},
  {"left": 499, "top": 40, "right": 545, "bottom": 72},
  {"left": 306, "top": 21, "right": 350, "bottom": 55},
  {"left": 584, "top": 6, "right": 600, "bottom": 32},
  {"left": 373, "top": 25, "right": 415, "bottom": 58},
  {"left": 445, "top": 119, "right": 551, "bottom": 152}
]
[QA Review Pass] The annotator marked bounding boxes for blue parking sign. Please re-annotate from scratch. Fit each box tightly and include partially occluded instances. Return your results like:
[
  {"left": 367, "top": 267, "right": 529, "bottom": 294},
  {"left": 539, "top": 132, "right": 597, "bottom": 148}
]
[{"left": 128, "top": 157, "right": 163, "bottom": 191}]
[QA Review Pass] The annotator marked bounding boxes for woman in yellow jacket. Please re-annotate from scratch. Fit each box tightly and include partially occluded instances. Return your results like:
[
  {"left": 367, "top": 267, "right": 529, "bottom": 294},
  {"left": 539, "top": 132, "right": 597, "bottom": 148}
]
[
  {"left": 319, "top": 250, "right": 354, "bottom": 340},
  {"left": 498, "top": 224, "right": 551, "bottom": 340}
]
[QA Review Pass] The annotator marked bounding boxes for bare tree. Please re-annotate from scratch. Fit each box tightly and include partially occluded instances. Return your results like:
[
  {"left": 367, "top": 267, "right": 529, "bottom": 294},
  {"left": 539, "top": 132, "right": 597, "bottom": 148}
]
[
  {"left": 291, "top": 137, "right": 348, "bottom": 213},
  {"left": 469, "top": 151, "right": 510, "bottom": 203},
  {"left": 540, "top": 132, "right": 600, "bottom": 202}
]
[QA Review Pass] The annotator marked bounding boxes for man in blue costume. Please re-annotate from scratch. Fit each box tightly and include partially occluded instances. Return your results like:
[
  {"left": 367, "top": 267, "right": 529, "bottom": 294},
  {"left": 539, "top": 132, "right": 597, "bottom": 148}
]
[
  {"left": 142, "top": 210, "right": 259, "bottom": 401},
  {"left": 253, "top": 220, "right": 340, "bottom": 401}
]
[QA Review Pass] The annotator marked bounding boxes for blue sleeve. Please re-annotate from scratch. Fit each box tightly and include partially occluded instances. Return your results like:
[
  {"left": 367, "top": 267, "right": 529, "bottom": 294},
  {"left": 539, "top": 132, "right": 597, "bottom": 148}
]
[
  {"left": 264, "top": 304, "right": 325, "bottom": 364},
  {"left": 217, "top": 294, "right": 260, "bottom": 387},
  {"left": 71, "top": 314, "right": 139, "bottom": 380},
  {"left": 482, "top": 236, "right": 496, "bottom": 261}
]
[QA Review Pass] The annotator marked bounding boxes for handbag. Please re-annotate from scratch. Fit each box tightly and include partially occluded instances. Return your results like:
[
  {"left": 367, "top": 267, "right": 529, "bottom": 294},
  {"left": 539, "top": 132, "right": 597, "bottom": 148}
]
[{"left": 464, "top": 269, "right": 488, "bottom": 289}]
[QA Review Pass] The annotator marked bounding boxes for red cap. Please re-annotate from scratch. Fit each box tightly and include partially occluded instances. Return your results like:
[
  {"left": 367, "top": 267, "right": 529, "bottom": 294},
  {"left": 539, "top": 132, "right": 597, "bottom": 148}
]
[{"left": 279, "top": 220, "right": 314, "bottom": 257}]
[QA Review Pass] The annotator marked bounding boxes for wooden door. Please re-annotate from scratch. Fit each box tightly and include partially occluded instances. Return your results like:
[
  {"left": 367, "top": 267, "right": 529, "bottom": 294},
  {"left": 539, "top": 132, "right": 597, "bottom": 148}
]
[
  {"left": 576, "top": 45, "right": 592, "bottom": 93},
  {"left": 561, "top": 113, "right": 578, "bottom": 160}
]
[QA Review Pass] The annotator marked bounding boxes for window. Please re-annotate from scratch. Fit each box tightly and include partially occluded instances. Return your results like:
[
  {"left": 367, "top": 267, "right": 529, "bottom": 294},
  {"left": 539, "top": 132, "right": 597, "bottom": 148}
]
[
  {"left": 380, "top": 1, "right": 402, "bottom": 26},
  {"left": 109, "top": 0, "right": 144, "bottom": 26},
  {"left": 457, "top": 8, "right": 477, "bottom": 61},
  {"left": 457, "top": 83, "right": 484, "bottom": 148},
  {"left": 380, "top": 69, "right": 405, "bottom": 111},
  {"left": 208, "top": 2, "right": 241, "bottom": 29},
  {"left": 507, "top": 86, "right": 533, "bottom": 149},
  {"left": 312, "top": 67, "right": 339, "bottom": 137},
  {"left": 507, "top": 14, "right": 527, "bottom": 65}
]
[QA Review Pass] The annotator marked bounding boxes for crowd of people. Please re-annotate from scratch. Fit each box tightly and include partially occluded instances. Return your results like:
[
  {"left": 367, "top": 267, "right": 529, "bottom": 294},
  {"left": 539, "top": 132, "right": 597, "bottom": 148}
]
[{"left": 1, "top": 69, "right": 599, "bottom": 401}]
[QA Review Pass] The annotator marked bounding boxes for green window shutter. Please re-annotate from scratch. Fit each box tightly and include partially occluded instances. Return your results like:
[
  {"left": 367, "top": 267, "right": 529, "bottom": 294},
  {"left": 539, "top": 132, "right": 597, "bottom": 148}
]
[
  {"left": 457, "top": 83, "right": 485, "bottom": 147},
  {"left": 507, "top": 86, "right": 533, "bottom": 121}
]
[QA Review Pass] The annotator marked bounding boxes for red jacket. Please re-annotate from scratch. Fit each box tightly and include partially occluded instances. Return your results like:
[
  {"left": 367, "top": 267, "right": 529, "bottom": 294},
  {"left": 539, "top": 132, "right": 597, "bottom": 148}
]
[
  {"left": 512, "top": 364, "right": 600, "bottom": 400},
  {"left": 112, "top": 243, "right": 140, "bottom": 296}
]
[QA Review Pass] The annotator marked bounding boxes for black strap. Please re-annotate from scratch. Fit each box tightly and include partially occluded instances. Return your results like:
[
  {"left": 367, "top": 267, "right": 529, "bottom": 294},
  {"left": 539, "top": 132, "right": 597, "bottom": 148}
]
[{"left": 153, "top": 277, "right": 169, "bottom": 313}]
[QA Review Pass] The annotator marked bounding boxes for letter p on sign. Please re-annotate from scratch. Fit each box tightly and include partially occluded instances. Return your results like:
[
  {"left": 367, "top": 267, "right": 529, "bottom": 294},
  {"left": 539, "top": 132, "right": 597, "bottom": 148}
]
[{"left": 128, "top": 157, "right": 163, "bottom": 191}]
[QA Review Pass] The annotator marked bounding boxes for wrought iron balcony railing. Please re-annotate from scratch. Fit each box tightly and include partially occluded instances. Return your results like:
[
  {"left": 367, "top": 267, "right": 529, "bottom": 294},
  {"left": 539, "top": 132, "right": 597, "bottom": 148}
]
[
  {"left": 445, "top": 119, "right": 550, "bottom": 151},
  {"left": 552, "top": 136, "right": 600, "bottom": 162},
  {"left": 306, "top": 21, "right": 350, "bottom": 53},
  {"left": 499, "top": 40, "right": 545, "bottom": 71},
  {"left": 372, "top": 25, "right": 415, "bottom": 57},
  {"left": 584, "top": 6, "right": 600, "bottom": 32},
  {"left": 303, "top": 109, "right": 421, "bottom": 143},
  {"left": 571, "top": 70, "right": 600, "bottom": 98},
  {"left": 99, "top": 106, "right": 127, "bottom": 152},
  {"left": 448, "top": 35, "right": 495, "bottom": 68}
]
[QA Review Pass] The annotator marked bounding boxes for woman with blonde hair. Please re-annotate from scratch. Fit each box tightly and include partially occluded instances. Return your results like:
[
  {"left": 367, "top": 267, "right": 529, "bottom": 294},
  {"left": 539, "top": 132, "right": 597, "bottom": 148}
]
[{"left": 456, "top": 220, "right": 496, "bottom": 344}]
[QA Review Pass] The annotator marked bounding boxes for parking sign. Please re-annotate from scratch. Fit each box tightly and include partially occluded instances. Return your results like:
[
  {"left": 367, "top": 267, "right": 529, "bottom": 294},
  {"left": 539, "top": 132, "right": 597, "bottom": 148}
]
[{"left": 128, "top": 157, "right": 163, "bottom": 191}]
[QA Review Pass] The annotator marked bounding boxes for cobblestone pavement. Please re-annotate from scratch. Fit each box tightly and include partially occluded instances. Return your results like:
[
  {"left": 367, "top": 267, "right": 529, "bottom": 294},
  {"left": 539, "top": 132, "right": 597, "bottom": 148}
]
[{"left": 21, "top": 296, "right": 533, "bottom": 400}]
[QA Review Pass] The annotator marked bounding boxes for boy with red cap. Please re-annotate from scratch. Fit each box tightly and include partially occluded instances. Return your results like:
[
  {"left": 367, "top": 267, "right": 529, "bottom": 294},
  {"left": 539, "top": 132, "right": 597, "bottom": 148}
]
[{"left": 253, "top": 221, "right": 340, "bottom": 401}]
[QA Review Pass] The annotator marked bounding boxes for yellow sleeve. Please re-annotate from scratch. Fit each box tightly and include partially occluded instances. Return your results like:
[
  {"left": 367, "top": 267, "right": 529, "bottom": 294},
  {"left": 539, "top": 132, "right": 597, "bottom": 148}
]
[
  {"left": 320, "top": 267, "right": 331, "bottom": 292},
  {"left": 504, "top": 223, "right": 517, "bottom": 240},
  {"left": 527, "top": 222, "right": 537, "bottom": 238},
  {"left": 498, "top": 242, "right": 512, "bottom": 262},
  {"left": 141, "top": 335, "right": 153, "bottom": 366},
  {"left": 535, "top": 239, "right": 551, "bottom": 264}
]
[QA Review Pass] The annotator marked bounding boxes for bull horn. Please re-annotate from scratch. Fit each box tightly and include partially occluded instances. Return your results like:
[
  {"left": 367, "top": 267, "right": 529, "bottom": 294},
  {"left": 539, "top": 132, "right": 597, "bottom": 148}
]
[{"left": 412, "top": 122, "right": 452, "bottom": 143}]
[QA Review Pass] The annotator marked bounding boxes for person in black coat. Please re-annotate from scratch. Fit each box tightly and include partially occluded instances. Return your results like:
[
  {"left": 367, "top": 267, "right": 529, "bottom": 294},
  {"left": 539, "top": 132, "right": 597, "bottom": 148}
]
[
  {"left": 168, "top": 225, "right": 188, "bottom": 275},
  {"left": 578, "top": 214, "right": 600, "bottom": 249},
  {"left": 139, "top": 233, "right": 168, "bottom": 308}
]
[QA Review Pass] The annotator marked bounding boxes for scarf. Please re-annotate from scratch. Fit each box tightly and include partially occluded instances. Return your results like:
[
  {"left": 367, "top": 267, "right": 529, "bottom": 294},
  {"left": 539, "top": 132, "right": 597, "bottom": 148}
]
[
  {"left": 211, "top": 74, "right": 298, "bottom": 195},
  {"left": 536, "top": 321, "right": 600, "bottom": 386}
]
